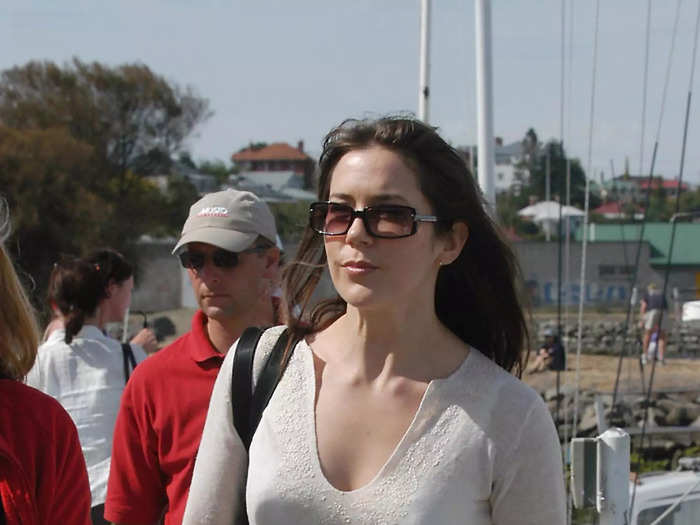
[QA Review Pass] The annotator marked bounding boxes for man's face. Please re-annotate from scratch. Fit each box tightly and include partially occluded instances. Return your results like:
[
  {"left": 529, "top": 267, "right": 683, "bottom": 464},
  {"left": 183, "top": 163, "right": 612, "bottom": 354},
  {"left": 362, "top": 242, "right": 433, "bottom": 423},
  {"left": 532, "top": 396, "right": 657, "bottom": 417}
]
[{"left": 184, "top": 242, "right": 276, "bottom": 323}]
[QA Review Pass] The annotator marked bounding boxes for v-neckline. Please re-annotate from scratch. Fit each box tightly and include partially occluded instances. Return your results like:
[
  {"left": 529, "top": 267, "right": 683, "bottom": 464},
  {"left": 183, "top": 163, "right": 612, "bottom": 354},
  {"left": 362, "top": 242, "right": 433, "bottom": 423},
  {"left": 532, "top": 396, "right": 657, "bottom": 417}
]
[{"left": 299, "top": 339, "right": 471, "bottom": 494}]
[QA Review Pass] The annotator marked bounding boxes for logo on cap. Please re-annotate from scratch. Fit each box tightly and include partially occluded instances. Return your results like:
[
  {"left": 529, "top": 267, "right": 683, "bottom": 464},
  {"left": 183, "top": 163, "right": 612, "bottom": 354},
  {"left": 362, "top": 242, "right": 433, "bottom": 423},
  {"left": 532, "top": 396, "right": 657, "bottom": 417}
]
[{"left": 197, "top": 207, "right": 229, "bottom": 217}]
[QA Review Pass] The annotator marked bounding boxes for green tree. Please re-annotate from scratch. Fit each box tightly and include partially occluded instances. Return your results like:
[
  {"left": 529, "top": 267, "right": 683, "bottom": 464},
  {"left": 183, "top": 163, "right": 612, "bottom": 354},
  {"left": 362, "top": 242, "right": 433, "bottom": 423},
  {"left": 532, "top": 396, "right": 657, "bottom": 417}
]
[
  {"left": 268, "top": 201, "right": 310, "bottom": 243},
  {"left": 678, "top": 186, "right": 700, "bottom": 216},
  {"left": 527, "top": 140, "right": 599, "bottom": 211},
  {"left": 520, "top": 128, "right": 539, "bottom": 173},
  {"left": 0, "top": 58, "right": 211, "bottom": 304},
  {"left": 0, "top": 126, "right": 107, "bottom": 292},
  {"left": 645, "top": 185, "right": 673, "bottom": 221},
  {"left": 198, "top": 159, "right": 232, "bottom": 185},
  {"left": 0, "top": 59, "right": 211, "bottom": 181}
]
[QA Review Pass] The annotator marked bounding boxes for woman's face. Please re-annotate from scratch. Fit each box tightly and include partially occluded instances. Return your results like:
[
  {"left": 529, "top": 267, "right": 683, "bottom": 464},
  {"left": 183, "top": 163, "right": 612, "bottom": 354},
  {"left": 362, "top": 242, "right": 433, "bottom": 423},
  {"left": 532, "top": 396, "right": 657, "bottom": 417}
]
[
  {"left": 324, "top": 145, "right": 454, "bottom": 311},
  {"left": 103, "top": 275, "right": 134, "bottom": 323}
]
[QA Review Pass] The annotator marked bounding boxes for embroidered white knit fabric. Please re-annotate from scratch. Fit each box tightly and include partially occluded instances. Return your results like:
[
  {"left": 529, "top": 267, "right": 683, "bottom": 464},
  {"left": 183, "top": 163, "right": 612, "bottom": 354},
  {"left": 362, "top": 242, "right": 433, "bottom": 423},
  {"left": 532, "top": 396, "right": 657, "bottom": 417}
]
[{"left": 184, "top": 329, "right": 566, "bottom": 525}]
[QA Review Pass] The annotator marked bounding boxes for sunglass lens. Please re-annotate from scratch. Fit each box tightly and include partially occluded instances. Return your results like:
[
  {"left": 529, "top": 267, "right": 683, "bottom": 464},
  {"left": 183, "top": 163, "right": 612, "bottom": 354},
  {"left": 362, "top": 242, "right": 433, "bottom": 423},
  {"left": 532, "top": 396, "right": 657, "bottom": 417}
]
[
  {"left": 212, "top": 250, "right": 239, "bottom": 268},
  {"left": 179, "top": 252, "right": 204, "bottom": 270},
  {"left": 367, "top": 206, "right": 414, "bottom": 237},
  {"left": 310, "top": 203, "right": 354, "bottom": 235},
  {"left": 325, "top": 204, "right": 353, "bottom": 234}
]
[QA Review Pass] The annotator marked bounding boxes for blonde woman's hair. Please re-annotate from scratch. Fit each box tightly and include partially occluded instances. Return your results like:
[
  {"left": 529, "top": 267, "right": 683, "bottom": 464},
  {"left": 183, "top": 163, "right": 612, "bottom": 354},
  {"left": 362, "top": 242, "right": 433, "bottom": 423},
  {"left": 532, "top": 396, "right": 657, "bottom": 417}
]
[{"left": 0, "top": 198, "right": 40, "bottom": 380}]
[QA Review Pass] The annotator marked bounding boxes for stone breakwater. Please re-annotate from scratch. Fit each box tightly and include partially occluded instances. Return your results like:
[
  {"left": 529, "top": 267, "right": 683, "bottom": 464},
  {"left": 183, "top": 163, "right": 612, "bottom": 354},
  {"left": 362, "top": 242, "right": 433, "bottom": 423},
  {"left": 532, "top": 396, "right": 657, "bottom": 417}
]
[
  {"left": 534, "top": 318, "right": 700, "bottom": 356},
  {"left": 543, "top": 385, "right": 700, "bottom": 441}
]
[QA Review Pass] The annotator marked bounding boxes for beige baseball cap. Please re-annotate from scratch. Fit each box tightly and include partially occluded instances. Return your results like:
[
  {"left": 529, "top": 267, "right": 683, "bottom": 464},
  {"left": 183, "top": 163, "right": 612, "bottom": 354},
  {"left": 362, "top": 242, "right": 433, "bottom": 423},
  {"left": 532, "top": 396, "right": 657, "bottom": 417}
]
[{"left": 172, "top": 189, "right": 277, "bottom": 254}]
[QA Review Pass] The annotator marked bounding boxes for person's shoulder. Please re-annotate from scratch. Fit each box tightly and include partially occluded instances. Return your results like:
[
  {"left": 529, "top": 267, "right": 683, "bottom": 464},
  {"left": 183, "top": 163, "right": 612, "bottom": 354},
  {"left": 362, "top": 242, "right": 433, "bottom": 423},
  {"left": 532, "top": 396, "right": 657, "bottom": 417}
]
[
  {"left": 461, "top": 348, "right": 544, "bottom": 412},
  {"left": 0, "top": 380, "right": 77, "bottom": 432},
  {"left": 37, "top": 330, "right": 69, "bottom": 355},
  {"left": 126, "top": 331, "right": 194, "bottom": 381},
  {"left": 457, "top": 350, "right": 555, "bottom": 447}
]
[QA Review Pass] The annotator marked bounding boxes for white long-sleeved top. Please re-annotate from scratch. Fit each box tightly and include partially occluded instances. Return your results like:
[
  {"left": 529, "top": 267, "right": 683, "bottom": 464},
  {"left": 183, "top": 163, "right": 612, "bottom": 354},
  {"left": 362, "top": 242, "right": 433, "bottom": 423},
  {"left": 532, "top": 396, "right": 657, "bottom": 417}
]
[
  {"left": 184, "top": 326, "right": 566, "bottom": 524},
  {"left": 26, "top": 325, "right": 146, "bottom": 506}
]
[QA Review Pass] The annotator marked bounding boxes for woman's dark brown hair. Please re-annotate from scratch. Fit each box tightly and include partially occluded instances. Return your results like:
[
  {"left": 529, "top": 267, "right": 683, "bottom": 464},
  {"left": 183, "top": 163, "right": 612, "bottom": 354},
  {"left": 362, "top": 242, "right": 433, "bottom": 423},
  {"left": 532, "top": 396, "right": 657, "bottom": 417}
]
[
  {"left": 47, "top": 258, "right": 107, "bottom": 344},
  {"left": 283, "top": 116, "right": 530, "bottom": 375},
  {"left": 86, "top": 248, "right": 133, "bottom": 290}
]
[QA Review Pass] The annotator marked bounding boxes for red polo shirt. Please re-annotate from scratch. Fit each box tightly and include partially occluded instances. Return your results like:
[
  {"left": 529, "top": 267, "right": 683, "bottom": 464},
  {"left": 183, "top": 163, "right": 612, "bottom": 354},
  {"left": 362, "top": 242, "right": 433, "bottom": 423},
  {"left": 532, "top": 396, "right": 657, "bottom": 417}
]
[
  {"left": 0, "top": 380, "right": 91, "bottom": 525},
  {"left": 104, "top": 311, "right": 224, "bottom": 525}
]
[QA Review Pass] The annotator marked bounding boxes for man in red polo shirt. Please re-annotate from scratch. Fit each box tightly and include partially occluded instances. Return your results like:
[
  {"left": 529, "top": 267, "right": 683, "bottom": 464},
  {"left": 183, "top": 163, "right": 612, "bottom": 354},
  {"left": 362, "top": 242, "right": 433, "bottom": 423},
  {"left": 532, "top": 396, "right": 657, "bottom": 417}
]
[{"left": 104, "top": 190, "right": 280, "bottom": 525}]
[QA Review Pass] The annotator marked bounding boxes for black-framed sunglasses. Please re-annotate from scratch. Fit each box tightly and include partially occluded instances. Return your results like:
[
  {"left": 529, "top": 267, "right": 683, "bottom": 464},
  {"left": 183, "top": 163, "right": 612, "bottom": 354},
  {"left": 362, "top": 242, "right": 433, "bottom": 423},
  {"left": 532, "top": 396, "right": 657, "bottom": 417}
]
[
  {"left": 178, "top": 246, "right": 267, "bottom": 271},
  {"left": 309, "top": 201, "right": 445, "bottom": 239}
]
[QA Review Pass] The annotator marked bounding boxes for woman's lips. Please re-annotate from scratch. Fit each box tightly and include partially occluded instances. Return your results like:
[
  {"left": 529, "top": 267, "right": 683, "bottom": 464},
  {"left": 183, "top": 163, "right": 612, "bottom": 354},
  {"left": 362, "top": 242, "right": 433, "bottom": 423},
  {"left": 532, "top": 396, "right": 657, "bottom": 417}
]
[{"left": 342, "top": 261, "right": 378, "bottom": 273}]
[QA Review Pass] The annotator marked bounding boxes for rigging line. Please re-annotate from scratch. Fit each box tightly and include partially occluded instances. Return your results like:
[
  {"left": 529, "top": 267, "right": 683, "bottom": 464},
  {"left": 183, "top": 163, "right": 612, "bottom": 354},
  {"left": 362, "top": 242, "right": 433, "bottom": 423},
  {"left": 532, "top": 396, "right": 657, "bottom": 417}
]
[
  {"left": 563, "top": 0, "right": 574, "bottom": 408},
  {"left": 563, "top": 0, "right": 574, "bottom": 432},
  {"left": 572, "top": 0, "right": 600, "bottom": 442},
  {"left": 557, "top": 0, "right": 566, "bottom": 406},
  {"left": 610, "top": 160, "right": 633, "bottom": 295},
  {"left": 638, "top": 0, "right": 653, "bottom": 176},
  {"left": 563, "top": 7, "right": 575, "bottom": 523},
  {"left": 610, "top": 0, "right": 683, "bottom": 410},
  {"left": 556, "top": 4, "right": 568, "bottom": 496},
  {"left": 630, "top": 1, "right": 700, "bottom": 516},
  {"left": 559, "top": 0, "right": 566, "bottom": 145}
]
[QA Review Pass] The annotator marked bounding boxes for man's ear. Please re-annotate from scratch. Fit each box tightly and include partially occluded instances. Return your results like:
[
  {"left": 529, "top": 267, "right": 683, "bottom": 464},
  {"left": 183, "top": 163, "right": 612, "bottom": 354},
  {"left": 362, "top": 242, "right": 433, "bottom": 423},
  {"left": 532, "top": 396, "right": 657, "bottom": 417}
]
[
  {"left": 439, "top": 221, "right": 469, "bottom": 265},
  {"left": 262, "top": 247, "right": 281, "bottom": 279}
]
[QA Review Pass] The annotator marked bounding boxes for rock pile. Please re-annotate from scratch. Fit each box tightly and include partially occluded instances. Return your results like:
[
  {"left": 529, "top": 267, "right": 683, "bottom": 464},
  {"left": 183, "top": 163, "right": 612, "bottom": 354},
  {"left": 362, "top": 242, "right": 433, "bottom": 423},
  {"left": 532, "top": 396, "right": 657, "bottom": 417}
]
[
  {"left": 534, "top": 318, "right": 700, "bottom": 356},
  {"left": 542, "top": 385, "right": 700, "bottom": 449}
]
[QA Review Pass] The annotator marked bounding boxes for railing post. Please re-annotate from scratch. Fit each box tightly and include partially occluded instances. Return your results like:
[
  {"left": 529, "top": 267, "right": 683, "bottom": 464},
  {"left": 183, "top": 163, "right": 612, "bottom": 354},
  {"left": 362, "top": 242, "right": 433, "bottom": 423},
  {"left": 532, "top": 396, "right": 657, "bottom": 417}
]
[{"left": 597, "top": 428, "right": 630, "bottom": 525}]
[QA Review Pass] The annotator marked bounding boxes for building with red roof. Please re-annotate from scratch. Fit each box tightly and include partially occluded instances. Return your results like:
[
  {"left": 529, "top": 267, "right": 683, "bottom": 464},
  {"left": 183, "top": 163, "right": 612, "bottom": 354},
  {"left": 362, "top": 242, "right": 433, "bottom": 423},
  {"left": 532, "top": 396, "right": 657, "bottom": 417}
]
[
  {"left": 232, "top": 140, "right": 314, "bottom": 181},
  {"left": 592, "top": 201, "right": 644, "bottom": 220}
]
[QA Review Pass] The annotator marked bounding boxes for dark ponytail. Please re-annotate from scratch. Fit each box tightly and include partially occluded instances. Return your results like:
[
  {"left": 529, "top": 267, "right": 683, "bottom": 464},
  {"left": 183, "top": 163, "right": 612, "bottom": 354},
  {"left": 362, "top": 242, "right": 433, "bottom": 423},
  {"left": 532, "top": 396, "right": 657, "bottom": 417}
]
[{"left": 47, "top": 257, "right": 107, "bottom": 344}]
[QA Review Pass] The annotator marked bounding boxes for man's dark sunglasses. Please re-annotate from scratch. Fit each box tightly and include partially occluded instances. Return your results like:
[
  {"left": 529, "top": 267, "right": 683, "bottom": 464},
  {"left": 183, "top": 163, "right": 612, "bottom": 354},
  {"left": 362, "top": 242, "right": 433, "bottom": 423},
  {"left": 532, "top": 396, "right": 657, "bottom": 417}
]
[
  {"left": 309, "top": 201, "right": 444, "bottom": 239},
  {"left": 178, "top": 246, "right": 267, "bottom": 271}
]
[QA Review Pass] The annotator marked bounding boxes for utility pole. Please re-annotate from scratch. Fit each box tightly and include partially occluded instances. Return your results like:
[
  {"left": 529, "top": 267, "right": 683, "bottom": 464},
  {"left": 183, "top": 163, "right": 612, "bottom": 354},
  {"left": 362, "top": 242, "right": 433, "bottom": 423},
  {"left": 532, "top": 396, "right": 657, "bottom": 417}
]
[
  {"left": 546, "top": 149, "right": 551, "bottom": 241},
  {"left": 418, "top": 0, "right": 431, "bottom": 123},
  {"left": 475, "top": 0, "right": 496, "bottom": 213}
]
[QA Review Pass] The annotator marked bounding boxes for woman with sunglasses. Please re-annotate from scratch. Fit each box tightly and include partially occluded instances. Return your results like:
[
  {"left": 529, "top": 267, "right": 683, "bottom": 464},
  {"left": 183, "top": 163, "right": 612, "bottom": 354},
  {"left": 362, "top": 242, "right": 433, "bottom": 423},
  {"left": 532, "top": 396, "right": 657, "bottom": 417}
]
[
  {"left": 26, "top": 249, "right": 153, "bottom": 525},
  {"left": 184, "top": 117, "right": 565, "bottom": 524},
  {"left": 0, "top": 199, "right": 91, "bottom": 524}
]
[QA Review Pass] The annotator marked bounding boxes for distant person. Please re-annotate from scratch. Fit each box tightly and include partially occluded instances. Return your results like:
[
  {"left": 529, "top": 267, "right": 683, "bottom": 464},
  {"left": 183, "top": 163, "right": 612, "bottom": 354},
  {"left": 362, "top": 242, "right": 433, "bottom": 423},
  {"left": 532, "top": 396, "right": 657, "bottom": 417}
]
[
  {"left": 640, "top": 282, "right": 668, "bottom": 365},
  {"left": 184, "top": 117, "right": 565, "bottom": 524},
  {"left": 105, "top": 189, "right": 280, "bottom": 525},
  {"left": 527, "top": 329, "right": 566, "bottom": 374},
  {"left": 40, "top": 249, "right": 158, "bottom": 352},
  {"left": 27, "top": 249, "right": 153, "bottom": 525},
  {"left": 0, "top": 198, "right": 91, "bottom": 524}
]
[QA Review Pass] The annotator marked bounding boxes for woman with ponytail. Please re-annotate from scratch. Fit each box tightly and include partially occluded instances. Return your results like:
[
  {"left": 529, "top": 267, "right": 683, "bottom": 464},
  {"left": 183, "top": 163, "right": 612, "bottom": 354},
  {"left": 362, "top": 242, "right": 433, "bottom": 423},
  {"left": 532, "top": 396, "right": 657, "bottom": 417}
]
[
  {"left": 0, "top": 198, "right": 91, "bottom": 524},
  {"left": 26, "top": 250, "right": 151, "bottom": 525}
]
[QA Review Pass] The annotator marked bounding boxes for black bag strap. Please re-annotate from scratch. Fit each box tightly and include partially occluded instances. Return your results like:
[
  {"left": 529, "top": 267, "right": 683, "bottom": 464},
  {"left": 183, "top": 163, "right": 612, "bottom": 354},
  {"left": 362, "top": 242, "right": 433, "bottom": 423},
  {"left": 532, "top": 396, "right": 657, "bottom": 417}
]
[
  {"left": 232, "top": 327, "right": 264, "bottom": 449},
  {"left": 232, "top": 327, "right": 292, "bottom": 450},
  {"left": 121, "top": 343, "right": 137, "bottom": 384}
]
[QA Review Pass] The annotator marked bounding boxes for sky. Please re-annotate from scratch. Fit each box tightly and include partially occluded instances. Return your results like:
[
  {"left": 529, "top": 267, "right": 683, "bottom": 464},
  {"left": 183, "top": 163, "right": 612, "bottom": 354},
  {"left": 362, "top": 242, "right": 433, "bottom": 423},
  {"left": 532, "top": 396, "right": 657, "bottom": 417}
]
[{"left": 3, "top": 0, "right": 700, "bottom": 185}]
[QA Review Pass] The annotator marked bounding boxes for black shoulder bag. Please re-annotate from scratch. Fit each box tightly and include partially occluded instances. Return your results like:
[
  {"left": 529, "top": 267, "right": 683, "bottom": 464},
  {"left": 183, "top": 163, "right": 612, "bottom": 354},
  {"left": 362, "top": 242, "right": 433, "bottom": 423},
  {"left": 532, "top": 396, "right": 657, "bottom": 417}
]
[
  {"left": 121, "top": 343, "right": 137, "bottom": 384},
  {"left": 231, "top": 327, "right": 294, "bottom": 525},
  {"left": 231, "top": 327, "right": 293, "bottom": 450}
]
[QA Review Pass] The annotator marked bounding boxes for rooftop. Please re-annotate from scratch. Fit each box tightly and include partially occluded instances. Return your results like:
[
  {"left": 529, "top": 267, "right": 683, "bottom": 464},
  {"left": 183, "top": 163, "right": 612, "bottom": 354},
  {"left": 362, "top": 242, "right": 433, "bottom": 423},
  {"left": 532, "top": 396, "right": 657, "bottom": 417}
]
[
  {"left": 232, "top": 142, "right": 311, "bottom": 162},
  {"left": 575, "top": 222, "right": 700, "bottom": 266}
]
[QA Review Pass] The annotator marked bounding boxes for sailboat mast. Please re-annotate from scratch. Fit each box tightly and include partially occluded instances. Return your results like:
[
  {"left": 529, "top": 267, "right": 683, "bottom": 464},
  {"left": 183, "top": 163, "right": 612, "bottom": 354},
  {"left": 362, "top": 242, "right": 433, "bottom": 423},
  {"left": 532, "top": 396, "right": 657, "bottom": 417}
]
[
  {"left": 418, "top": 0, "right": 431, "bottom": 123},
  {"left": 475, "top": 0, "right": 496, "bottom": 211}
]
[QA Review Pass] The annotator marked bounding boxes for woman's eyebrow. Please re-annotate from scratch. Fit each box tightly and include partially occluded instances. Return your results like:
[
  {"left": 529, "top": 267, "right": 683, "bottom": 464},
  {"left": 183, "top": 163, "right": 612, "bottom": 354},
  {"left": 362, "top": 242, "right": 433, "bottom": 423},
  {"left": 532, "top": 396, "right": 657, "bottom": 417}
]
[
  {"left": 367, "top": 194, "right": 411, "bottom": 205},
  {"left": 328, "top": 193, "right": 410, "bottom": 205}
]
